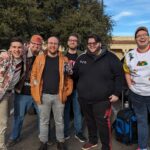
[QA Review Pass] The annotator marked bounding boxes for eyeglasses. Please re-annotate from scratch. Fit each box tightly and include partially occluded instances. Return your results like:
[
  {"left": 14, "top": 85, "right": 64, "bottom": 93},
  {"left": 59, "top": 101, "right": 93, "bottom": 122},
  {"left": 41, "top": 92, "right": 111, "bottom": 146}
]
[
  {"left": 68, "top": 39, "right": 78, "bottom": 42},
  {"left": 136, "top": 34, "right": 149, "bottom": 39},
  {"left": 87, "top": 42, "right": 98, "bottom": 46},
  {"left": 48, "top": 42, "right": 59, "bottom": 46}
]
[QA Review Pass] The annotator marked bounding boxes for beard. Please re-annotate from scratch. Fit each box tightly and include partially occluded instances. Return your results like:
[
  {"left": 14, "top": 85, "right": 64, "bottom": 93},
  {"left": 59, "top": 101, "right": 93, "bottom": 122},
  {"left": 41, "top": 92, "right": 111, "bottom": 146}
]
[
  {"left": 87, "top": 46, "right": 101, "bottom": 55},
  {"left": 48, "top": 50, "right": 58, "bottom": 57},
  {"left": 69, "top": 47, "right": 77, "bottom": 51}
]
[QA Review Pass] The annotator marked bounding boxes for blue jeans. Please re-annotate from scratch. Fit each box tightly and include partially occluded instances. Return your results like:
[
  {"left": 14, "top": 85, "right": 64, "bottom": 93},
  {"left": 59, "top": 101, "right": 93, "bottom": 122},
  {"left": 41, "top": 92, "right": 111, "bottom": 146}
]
[
  {"left": 10, "top": 94, "right": 39, "bottom": 140},
  {"left": 129, "top": 91, "right": 150, "bottom": 149},
  {"left": 64, "top": 90, "right": 82, "bottom": 136}
]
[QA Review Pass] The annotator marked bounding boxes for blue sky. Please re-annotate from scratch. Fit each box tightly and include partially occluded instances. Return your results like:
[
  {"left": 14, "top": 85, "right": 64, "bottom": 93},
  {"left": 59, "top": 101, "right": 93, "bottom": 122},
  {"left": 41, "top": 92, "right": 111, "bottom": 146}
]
[{"left": 104, "top": 0, "right": 150, "bottom": 36}]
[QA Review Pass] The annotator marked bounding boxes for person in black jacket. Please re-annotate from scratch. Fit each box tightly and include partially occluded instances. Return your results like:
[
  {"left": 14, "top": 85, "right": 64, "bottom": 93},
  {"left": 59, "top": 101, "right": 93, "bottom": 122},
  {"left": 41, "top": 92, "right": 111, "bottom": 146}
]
[{"left": 73, "top": 34, "right": 123, "bottom": 150}]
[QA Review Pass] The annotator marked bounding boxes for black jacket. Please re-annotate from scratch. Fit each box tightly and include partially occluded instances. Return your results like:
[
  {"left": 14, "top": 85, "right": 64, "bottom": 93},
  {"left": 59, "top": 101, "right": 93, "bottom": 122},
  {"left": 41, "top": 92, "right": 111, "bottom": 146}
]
[{"left": 73, "top": 49, "right": 123, "bottom": 104}]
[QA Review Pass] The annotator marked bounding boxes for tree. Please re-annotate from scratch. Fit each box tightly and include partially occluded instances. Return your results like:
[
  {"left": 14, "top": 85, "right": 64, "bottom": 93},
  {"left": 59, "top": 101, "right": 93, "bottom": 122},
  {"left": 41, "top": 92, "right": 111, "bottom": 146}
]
[{"left": 0, "top": 0, "right": 113, "bottom": 49}]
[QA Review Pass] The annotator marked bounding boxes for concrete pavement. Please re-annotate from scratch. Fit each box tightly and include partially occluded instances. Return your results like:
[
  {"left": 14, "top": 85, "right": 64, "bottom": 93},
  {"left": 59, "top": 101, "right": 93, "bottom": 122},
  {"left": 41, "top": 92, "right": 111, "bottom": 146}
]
[{"left": 6, "top": 101, "right": 138, "bottom": 150}]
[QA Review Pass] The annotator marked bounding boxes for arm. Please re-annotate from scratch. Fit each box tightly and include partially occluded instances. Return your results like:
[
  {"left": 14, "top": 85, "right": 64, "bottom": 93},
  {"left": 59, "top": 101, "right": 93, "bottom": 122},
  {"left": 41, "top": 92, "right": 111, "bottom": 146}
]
[
  {"left": 72, "top": 58, "right": 79, "bottom": 81},
  {"left": 0, "top": 52, "right": 10, "bottom": 76},
  {"left": 110, "top": 54, "right": 124, "bottom": 96},
  {"left": 108, "top": 53, "right": 124, "bottom": 102},
  {"left": 30, "top": 57, "right": 38, "bottom": 87},
  {"left": 0, "top": 52, "right": 10, "bottom": 92},
  {"left": 125, "top": 73, "right": 134, "bottom": 88},
  {"left": 0, "top": 51, "right": 9, "bottom": 64},
  {"left": 123, "top": 57, "right": 135, "bottom": 88}
]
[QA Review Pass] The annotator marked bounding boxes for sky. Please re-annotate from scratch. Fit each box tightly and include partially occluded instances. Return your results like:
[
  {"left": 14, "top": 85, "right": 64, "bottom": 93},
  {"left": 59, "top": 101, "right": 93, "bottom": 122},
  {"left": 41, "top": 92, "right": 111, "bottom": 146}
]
[{"left": 104, "top": 0, "right": 150, "bottom": 36}]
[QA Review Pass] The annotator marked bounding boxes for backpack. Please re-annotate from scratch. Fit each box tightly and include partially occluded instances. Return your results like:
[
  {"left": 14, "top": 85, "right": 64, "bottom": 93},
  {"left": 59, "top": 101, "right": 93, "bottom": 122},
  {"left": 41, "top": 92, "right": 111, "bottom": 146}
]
[{"left": 113, "top": 108, "right": 138, "bottom": 145}]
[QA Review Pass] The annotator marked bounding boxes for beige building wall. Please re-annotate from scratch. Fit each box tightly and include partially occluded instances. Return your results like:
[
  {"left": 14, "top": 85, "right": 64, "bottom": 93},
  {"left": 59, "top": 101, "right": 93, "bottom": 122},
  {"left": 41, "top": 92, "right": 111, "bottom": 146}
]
[
  {"left": 110, "top": 36, "right": 150, "bottom": 59},
  {"left": 109, "top": 36, "right": 136, "bottom": 59}
]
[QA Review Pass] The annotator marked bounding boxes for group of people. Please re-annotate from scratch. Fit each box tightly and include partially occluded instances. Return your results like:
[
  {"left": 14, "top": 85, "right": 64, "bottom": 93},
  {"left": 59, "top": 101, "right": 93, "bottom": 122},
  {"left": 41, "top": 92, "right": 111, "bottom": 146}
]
[{"left": 0, "top": 26, "right": 150, "bottom": 150}]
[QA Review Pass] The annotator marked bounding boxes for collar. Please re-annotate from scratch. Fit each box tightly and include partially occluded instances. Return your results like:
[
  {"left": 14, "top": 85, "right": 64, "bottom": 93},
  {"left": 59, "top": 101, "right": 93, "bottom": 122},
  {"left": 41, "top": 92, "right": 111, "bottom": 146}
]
[
  {"left": 27, "top": 48, "right": 34, "bottom": 58},
  {"left": 137, "top": 45, "right": 150, "bottom": 53}
]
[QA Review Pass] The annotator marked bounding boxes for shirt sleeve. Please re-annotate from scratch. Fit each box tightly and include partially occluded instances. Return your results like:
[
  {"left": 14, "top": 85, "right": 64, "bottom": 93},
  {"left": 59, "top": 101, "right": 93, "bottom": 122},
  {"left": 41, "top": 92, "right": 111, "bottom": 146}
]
[{"left": 123, "top": 57, "right": 130, "bottom": 74}]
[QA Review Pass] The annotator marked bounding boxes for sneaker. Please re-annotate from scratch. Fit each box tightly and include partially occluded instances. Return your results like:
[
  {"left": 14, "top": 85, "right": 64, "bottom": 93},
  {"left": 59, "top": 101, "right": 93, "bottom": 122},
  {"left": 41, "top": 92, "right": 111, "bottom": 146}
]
[
  {"left": 82, "top": 142, "right": 98, "bottom": 150},
  {"left": 75, "top": 133, "right": 86, "bottom": 143},
  {"left": 38, "top": 141, "right": 47, "bottom": 150},
  {"left": 65, "top": 135, "right": 70, "bottom": 140},
  {"left": 6, "top": 138, "right": 21, "bottom": 147},
  {"left": 57, "top": 142, "right": 68, "bottom": 150}
]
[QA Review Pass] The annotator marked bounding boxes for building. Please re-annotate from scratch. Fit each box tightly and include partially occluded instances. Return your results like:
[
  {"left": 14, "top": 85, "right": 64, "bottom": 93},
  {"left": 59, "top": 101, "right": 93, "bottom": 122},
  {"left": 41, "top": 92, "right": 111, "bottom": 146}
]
[{"left": 109, "top": 36, "right": 136, "bottom": 60}]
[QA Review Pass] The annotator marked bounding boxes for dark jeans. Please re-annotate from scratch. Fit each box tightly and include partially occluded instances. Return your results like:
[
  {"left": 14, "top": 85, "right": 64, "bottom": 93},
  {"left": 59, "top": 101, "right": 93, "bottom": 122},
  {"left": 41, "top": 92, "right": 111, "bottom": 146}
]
[
  {"left": 79, "top": 100, "right": 112, "bottom": 150},
  {"left": 64, "top": 90, "right": 82, "bottom": 136},
  {"left": 129, "top": 91, "right": 150, "bottom": 149}
]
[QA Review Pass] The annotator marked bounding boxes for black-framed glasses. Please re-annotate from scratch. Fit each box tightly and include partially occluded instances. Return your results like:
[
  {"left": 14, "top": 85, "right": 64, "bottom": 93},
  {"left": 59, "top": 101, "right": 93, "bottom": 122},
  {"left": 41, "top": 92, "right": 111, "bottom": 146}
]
[
  {"left": 48, "top": 42, "right": 59, "bottom": 46},
  {"left": 68, "top": 39, "right": 78, "bottom": 42},
  {"left": 87, "top": 42, "right": 98, "bottom": 46}
]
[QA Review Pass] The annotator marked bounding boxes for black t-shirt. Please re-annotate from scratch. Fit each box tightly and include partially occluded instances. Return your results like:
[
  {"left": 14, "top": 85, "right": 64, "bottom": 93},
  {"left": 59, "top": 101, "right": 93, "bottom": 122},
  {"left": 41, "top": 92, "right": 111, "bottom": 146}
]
[
  {"left": 42, "top": 55, "right": 59, "bottom": 94},
  {"left": 66, "top": 52, "right": 78, "bottom": 62}
]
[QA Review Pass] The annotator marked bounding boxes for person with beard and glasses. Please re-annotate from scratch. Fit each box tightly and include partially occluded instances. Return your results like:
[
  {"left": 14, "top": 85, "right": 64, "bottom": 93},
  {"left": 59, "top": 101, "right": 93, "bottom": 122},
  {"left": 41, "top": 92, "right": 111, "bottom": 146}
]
[
  {"left": 123, "top": 26, "right": 150, "bottom": 150},
  {"left": 63, "top": 33, "right": 86, "bottom": 142},
  {"left": 0, "top": 37, "right": 24, "bottom": 150},
  {"left": 30, "top": 36, "right": 73, "bottom": 150},
  {"left": 73, "top": 34, "right": 123, "bottom": 150},
  {"left": 7, "top": 35, "right": 43, "bottom": 147}
]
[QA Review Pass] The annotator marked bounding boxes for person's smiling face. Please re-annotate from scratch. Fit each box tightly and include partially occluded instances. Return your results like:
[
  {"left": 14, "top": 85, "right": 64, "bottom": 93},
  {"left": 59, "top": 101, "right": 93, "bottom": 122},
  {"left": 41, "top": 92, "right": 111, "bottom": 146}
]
[{"left": 135, "top": 30, "right": 149, "bottom": 50}]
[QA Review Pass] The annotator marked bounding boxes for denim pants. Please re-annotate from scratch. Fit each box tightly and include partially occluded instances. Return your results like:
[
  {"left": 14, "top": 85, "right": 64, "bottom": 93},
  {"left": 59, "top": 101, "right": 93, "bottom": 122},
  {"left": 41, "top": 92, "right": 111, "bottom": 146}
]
[
  {"left": 10, "top": 94, "right": 39, "bottom": 140},
  {"left": 129, "top": 91, "right": 150, "bottom": 149},
  {"left": 64, "top": 90, "right": 82, "bottom": 136},
  {"left": 0, "top": 92, "right": 12, "bottom": 150},
  {"left": 38, "top": 94, "right": 65, "bottom": 143}
]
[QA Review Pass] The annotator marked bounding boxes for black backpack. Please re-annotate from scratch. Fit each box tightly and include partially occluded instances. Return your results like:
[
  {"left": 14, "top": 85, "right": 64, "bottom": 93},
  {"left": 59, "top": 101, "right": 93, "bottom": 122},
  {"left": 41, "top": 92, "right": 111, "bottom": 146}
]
[{"left": 113, "top": 108, "right": 138, "bottom": 145}]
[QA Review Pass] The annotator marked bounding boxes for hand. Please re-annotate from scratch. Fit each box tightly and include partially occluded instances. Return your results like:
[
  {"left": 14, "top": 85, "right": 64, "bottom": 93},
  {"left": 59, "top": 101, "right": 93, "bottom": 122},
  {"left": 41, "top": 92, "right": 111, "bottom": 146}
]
[
  {"left": 0, "top": 52, "right": 9, "bottom": 59},
  {"left": 30, "top": 79, "right": 39, "bottom": 87},
  {"left": 64, "top": 62, "right": 73, "bottom": 75},
  {"left": 109, "top": 94, "right": 119, "bottom": 103},
  {"left": 33, "top": 79, "right": 39, "bottom": 86},
  {"left": 131, "top": 79, "right": 135, "bottom": 85}
]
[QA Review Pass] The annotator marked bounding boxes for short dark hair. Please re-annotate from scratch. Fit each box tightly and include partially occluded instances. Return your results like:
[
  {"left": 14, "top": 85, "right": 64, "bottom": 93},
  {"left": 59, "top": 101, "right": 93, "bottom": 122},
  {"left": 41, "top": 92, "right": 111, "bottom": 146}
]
[
  {"left": 68, "top": 33, "right": 80, "bottom": 43},
  {"left": 68, "top": 33, "right": 79, "bottom": 40},
  {"left": 87, "top": 33, "right": 101, "bottom": 43},
  {"left": 10, "top": 37, "right": 23, "bottom": 45}
]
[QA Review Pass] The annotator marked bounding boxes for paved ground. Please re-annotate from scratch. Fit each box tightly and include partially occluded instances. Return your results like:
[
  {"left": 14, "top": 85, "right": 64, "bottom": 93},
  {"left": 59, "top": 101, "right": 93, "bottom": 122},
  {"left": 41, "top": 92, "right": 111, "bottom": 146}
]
[{"left": 6, "top": 101, "right": 138, "bottom": 150}]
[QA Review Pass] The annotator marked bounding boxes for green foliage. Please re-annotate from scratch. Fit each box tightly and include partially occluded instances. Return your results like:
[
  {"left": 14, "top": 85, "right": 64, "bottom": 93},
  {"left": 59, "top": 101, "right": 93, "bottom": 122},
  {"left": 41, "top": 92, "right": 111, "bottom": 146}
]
[{"left": 0, "top": 0, "right": 113, "bottom": 49}]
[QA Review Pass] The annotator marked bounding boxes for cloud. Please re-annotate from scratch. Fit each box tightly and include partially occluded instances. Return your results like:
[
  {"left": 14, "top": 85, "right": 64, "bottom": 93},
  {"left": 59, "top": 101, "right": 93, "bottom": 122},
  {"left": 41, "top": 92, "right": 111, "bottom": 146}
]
[{"left": 113, "top": 11, "right": 133, "bottom": 21}]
